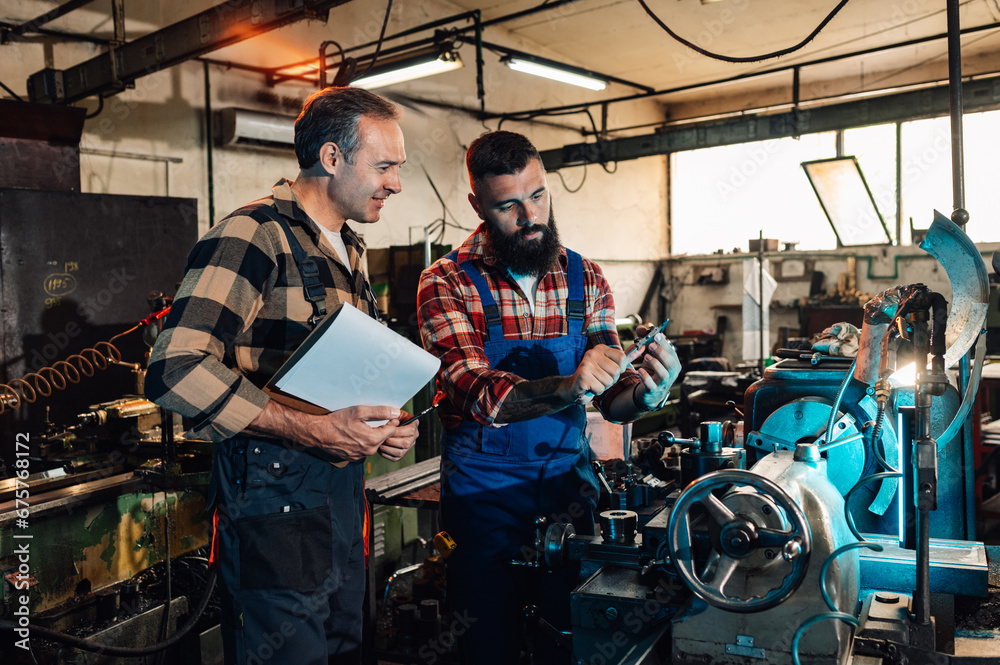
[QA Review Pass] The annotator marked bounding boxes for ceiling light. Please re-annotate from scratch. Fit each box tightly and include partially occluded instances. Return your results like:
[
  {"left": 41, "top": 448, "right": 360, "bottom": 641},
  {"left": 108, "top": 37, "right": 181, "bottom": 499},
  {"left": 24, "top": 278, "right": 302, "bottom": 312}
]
[
  {"left": 352, "top": 47, "right": 463, "bottom": 89},
  {"left": 501, "top": 55, "right": 608, "bottom": 91}
]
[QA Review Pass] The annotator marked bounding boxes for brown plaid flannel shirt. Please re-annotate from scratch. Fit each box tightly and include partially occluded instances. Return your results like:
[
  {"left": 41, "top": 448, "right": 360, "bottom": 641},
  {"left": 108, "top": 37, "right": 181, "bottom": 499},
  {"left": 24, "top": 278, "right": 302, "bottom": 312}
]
[{"left": 145, "top": 179, "right": 377, "bottom": 442}]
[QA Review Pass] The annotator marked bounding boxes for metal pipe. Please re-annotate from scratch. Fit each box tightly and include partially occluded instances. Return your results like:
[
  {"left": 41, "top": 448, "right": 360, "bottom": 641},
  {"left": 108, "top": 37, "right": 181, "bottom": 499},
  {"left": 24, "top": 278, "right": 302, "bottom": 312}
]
[
  {"left": 380, "top": 562, "right": 423, "bottom": 610},
  {"left": 916, "top": 505, "right": 931, "bottom": 623},
  {"left": 204, "top": 61, "right": 216, "bottom": 228},
  {"left": 911, "top": 314, "right": 932, "bottom": 626},
  {"left": 111, "top": 0, "right": 124, "bottom": 45},
  {"left": 947, "top": 0, "right": 966, "bottom": 217},
  {"left": 895, "top": 122, "right": 903, "bottom": 244},
  {"left": 474, "top": 11, "right": 485, "bottom": 115},
  {"left": 757, "top": 231, "right": 765, "bottom": 375},
  {"left": 282, "top": 0, "right": 582, "bottom": 73},
  {"left": 5, "top": 0, "right": 98, "bottom": 37},
  {"left": 946, "top": 0, "right": 977, "bottom": 542}
]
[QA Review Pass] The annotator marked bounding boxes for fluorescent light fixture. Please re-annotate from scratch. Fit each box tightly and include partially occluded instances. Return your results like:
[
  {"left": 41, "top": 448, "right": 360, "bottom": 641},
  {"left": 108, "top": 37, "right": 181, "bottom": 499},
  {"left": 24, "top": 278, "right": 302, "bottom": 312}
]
[
  {"left": 501, "top": 55, "right": 608, "bottom": 91},
  {"left": 352, "top": 47, "right": 463, "bottom": 89}
]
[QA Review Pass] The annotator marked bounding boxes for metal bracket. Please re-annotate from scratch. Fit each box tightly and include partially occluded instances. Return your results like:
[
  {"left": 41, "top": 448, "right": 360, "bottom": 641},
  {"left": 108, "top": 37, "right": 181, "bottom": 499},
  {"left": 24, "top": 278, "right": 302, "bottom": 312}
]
[{"left": 725, "top": 635, "right": 765, "bottom": 659}]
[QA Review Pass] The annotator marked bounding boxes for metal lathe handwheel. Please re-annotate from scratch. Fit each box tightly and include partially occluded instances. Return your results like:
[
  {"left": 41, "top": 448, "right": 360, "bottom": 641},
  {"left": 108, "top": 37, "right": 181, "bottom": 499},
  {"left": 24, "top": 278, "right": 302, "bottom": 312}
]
[{"left": 667, "top": 469, "right": 812, "bottom": 613}]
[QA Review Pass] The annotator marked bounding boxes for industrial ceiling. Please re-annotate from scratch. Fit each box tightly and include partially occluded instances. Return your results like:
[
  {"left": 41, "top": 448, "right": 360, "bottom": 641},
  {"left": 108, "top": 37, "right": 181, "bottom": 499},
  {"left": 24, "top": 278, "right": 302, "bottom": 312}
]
[{"left": 4, "top": 1, "right": 1000, "bottom": 128}]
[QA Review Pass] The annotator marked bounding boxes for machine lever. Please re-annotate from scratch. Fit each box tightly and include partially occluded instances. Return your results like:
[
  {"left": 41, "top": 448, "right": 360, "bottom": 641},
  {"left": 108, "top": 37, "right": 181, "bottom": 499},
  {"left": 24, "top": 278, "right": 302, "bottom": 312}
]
[{"left": 522, "top": 605, "right": 572, "bottom": 651}]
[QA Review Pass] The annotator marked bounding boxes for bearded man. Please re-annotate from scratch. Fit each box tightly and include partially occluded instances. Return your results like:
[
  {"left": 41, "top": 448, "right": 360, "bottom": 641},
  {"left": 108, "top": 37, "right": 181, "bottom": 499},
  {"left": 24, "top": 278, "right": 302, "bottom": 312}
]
[{"left": 416, "top": 131, "right": 680, "bottom": 664}]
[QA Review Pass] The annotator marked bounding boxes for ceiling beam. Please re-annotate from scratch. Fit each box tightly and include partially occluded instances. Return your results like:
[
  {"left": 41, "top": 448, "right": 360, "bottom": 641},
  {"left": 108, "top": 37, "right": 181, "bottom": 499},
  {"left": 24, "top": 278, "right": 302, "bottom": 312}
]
[
  {"left": 26, "top": 0, "right": 353, "bottom": 105},
  {"left": 539, "top": 75, "right": 1000, "bottom": 169}
]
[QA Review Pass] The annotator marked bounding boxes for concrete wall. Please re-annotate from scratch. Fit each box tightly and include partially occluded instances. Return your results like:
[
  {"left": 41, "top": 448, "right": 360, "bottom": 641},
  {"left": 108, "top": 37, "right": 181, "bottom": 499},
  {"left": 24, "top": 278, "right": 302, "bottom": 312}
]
[{"left": 662, "top": 242, "right": 1000, "bottom": 366}]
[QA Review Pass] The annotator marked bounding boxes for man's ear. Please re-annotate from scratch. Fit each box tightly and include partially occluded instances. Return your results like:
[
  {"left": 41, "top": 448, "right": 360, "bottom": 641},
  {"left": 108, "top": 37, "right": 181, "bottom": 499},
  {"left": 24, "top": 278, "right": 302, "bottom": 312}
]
[
  {"left": 318, "top": 142, "right": 341, "bottom": 176},
  {"left": 468, "top": 192, "right": 485, "bottom": 221}
]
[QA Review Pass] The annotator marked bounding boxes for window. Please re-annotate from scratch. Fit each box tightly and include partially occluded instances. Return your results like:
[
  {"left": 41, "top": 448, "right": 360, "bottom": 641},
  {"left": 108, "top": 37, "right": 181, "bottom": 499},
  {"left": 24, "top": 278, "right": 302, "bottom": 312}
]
[
  {"left": 900, "top": 112, "right": 1000, "bottom": 244},
  {"left": 900, "top": 116, "right": 952, "bottom": 245},
  {"left": 670, "top": 110, "right": 1000, "bottom": 254},
  {"left": 843, "top": 123, "right": 898, "bottom": 243},
  {"left": 671, "top": 133, "right": 837, "bottom": 255}
]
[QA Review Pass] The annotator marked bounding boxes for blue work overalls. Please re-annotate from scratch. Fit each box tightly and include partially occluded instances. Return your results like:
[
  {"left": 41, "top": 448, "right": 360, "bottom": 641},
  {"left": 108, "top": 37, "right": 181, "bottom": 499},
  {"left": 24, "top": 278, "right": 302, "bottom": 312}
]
[{"left": 440, "top": 250, "right": 599, "bottom": 665}]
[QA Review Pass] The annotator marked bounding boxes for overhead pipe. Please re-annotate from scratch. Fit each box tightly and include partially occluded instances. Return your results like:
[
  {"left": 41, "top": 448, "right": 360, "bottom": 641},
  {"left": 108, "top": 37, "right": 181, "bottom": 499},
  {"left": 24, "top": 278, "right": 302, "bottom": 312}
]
[
  {"left": 945, "top": 0, "right": 977, "bottom": 542},
  {"left": 2, "top": 0, "right": 99, "bottom": 38}
]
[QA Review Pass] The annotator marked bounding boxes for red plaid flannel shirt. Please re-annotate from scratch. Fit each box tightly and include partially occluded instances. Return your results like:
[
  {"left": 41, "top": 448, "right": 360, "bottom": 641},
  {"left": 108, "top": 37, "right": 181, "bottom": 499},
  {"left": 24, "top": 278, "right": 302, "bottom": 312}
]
[{"left": 417, "top": 224, "right": 640, "bottom": 429}]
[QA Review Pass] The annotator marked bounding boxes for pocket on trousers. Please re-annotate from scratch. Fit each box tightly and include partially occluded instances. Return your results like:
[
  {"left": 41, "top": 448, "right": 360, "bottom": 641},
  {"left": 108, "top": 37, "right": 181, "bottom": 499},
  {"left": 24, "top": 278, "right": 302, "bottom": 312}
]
[
  {"left": 245, "top": 445, "right": 310, "bottom": 499},
  {"left": 478, "top": 425, "right": 512, "bottom": 456},
  {"left": 238, "top": 505, "right": 332, "bottom": 590}
]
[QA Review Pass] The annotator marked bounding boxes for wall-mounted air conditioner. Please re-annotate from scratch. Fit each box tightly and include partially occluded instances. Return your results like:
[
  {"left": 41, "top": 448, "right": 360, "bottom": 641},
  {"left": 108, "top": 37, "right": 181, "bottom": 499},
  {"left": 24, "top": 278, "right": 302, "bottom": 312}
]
[{"left": 217, "top": 108, "right": 296, "bottom": 149}]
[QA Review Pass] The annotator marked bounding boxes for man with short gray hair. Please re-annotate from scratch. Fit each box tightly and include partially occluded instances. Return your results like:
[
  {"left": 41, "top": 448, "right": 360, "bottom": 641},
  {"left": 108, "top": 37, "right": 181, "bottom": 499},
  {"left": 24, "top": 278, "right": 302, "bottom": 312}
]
[{"left": 146, "top": 86, "right": 418, "bottom": 665}]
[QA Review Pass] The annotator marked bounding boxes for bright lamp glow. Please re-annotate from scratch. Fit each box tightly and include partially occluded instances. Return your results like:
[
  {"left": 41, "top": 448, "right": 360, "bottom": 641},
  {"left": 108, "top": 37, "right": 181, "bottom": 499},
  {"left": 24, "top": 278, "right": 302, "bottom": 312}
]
[
  {"left": 353, "top": 51, "right": 463, "bottom": 89},
  {"left": 888, "top": 362, "right": 917, "bottom": 387},
  {"left": 503, "top": 56, "right": 607, "bottom": 91}
]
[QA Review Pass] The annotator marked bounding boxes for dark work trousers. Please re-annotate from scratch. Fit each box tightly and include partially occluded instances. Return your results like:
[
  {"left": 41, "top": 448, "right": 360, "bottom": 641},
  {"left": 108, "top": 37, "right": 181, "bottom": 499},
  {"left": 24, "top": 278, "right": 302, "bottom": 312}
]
[{"left": 209, "top": 436, "right": 366, "bottom": 665}]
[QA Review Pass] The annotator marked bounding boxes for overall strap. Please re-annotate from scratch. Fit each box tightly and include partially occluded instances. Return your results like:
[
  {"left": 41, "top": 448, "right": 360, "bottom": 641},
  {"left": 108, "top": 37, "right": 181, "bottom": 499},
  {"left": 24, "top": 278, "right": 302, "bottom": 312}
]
[
  {"left": 565, "top": 249, "right": 586, "bottom": 337},
  {"left": 446, "top": 250, "right": 504, "bottom": 342},
  {"left": 244, "top": 205, "right": 326, "bottom": 328}
]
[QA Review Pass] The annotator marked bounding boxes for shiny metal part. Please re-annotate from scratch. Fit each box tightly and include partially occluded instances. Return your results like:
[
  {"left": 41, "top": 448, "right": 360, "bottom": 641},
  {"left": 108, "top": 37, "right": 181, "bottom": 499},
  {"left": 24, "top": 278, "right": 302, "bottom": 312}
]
[
  {"left": 858, "top": 535, "right": 988, "bottom": 596},
  {"left": 667, "top": 468, "right": 812, "bottom": 612},
  {"left": 750, "top": 395, "right": 899, "bottom": 516},
  {"left": 599, "top": 510, "right": 638, "bottom": 545},
  {"left": 672, "top": 451, "right": 859, "bottom": 664},
  {"left": 725, "top": 635, "right": 766, "bottom": 659},
  {"left": 543, "top": 521, "right": 576, "bottom": 567},
  {"left": 753, "top": 398, "right": 864, "bottom": 497},
  {"left": 918, "top": 211, "right": 989, "bottom": 368}
]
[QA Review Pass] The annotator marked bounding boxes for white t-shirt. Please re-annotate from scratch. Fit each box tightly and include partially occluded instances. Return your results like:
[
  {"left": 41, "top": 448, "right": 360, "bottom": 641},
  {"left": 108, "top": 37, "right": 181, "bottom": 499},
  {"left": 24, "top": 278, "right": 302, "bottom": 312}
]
[
  {"left": 319, "top": 226, "right": 350, "bottom": 269},
  {"left": 511, "top": 272, "right": 540, "bottom": 316}
]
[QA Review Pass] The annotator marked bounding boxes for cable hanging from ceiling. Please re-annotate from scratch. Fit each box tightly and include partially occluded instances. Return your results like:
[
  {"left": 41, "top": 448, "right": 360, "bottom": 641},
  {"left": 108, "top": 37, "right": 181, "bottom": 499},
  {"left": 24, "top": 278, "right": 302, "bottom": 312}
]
[
  {"left": 636, "top": 0, "right": 852, "bottom": 63},
  {"left": 356, "top": 0, "right": 393, "bottom": 79},
  {"left": 500, "top": 106, "right": 617, "bottom": 174}
]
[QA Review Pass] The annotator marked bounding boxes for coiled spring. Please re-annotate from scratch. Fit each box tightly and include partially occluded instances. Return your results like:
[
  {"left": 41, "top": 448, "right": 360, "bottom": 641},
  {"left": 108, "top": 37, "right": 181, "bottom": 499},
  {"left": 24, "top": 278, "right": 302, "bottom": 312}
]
[{"left": 0, "top": 341, "right": 122, "bottom": 415}]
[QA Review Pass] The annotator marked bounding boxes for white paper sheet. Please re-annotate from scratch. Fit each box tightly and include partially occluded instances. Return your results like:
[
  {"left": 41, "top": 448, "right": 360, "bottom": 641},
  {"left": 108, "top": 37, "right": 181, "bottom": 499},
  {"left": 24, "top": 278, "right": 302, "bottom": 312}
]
[{"left": 272, "top": 302, "right": 441, "bottom": 416}]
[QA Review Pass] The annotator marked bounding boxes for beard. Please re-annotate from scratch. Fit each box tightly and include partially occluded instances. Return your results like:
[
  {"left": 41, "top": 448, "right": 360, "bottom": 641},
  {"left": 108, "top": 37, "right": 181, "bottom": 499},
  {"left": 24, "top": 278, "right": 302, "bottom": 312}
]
[{"left": 485, "top": 204, "right": 562, "bottom": 278}]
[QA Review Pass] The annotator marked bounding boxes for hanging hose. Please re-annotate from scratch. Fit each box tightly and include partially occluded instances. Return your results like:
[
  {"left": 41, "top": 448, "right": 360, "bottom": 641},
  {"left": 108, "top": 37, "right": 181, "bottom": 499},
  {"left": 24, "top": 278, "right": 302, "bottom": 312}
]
[
  {"left": 819, "top": 542, "right": 884, "bottom": 612},
  {"left": 0, "top": 341, "right": 123, "bottom": 415},
  {"left": 791, "top": 612, "right": 859, "bottom": 665},
  {"left": 824, "top": 357, "right": 858, "bottom": 446},
  {"left": 844, "top": 471, "right": 903, "bottom": 542},
  {"left": 792, "top": 541, "right": 885, "bottom": 665},
  {"left": 869, "top": 401, "right": 896, "bottom": 473},
  {"left": 0, "top": 569, "right": 217, "bottom": 657}
]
